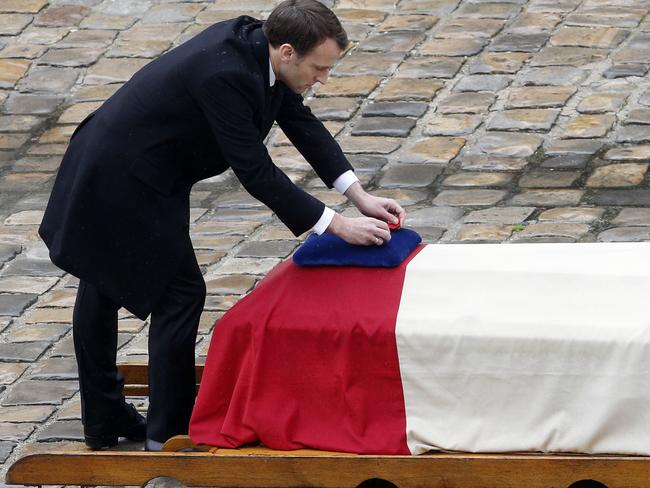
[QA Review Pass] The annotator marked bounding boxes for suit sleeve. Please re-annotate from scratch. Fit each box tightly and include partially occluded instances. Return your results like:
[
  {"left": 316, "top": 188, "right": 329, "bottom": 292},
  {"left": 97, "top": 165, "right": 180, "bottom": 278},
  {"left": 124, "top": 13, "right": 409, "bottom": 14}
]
[
  {"left": 197, "top": 71, "right": 325, "bottom": 236},
  {"left": 275, "top": 85, "right": 353, "bottom": 189}
]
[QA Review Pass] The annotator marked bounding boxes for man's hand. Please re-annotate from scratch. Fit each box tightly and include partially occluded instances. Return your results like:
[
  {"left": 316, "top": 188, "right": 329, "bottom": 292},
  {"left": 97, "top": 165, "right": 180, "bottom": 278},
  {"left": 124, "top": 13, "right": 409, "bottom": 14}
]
[
  {"left": 326, "top": 213, "right": 391, "bottom": 246},
  {"left": 344, "top": 181, "right": 406, "bottom": 227}
]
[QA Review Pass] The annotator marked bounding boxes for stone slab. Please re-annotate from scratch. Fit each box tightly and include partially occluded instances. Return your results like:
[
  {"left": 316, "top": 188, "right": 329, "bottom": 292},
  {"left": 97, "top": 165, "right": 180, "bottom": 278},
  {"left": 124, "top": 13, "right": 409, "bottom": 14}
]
[
  {"left": 541, "top": 153, "right": 591, "bottom": 169},
  {"left": 455, "top": 74, "right": 512, "bottom": 92},
  {"left": 420, "top": 37, "right": 485, "bottom": 56},
  {"left": 0, "top": 363, "right": 28, "bottom": 385},
  {"left": 0, "top": 441, "right": 14, "bottom": 464},
  {"left": 490, "top": 32, "right": 550, "bottom": 52},
  {"left": 351, "top": 116, "right": 416, "bottom": 137},
  {"left": 37, "top": 419, "right": 84, "bottom": 442},
  {"left": 443, "top": 172, "right": 513, "bottom": 187},
  {"left": 333, "top": 52, "right": 404, "bottom": 76},
  {"left": 604, "top": 145, "right": 650, "bottom": 160},
  {"left": 0, "top": 405, "right": 55, "bottom": 422},
  {"left": 518, "top": 67, "right": 586, "bottom": 86},
  {"left": 0, "top": 276, "right": 59, "bottom": 294},
  {"left": 510, "top": 189, "right": 584, "bottom": 206},
  {"left": 362, "top": 102, "right": 428, "bottom": 118},
  {"left": 562, "top": 114, "right": 615, "bottom": 139},
  {"left": 487, "top": 108, "right": 559, "bottom": 131},
  {"left": 30, "top": 357, "right": 78, "bottom": 380},
  {"left": 433, "top": 189, "right": 507, "bottom": 206},
  {"left": 456, "top": 224, "right": 513, "bottom": 242},
  {"left": 436, "top": 92, "right": 495, "bottom": 114},
  {"left": 396, "top": 56, "right": 464, "bottom": 78},
  {"left": 16, "top": 66, "right": 79, "bottom": 93},
  {"left": 598, "top": 227, "right": 650, "bottom": 242},
  {"left": 236, "top": 241, "right": 298, "bottom": 259},
  {"left": 424, "top": 114, "right": 482, "bottom": 136},
  {"left": 0, "top": 422, "right": 35, "bottom": 441},
  {"left": 315, "top": 76, "right": 380, "bottom": 97},
  {"left": 469, "top": 52, "right": 530, "bottom": 73},
  {"left": 406, "top": 206, "right": 465, "bottom": 226},
  {"left": 587, "top": 163, "right": 648, "bottom": 187},
  {"left": 399, "top": 137, "right": 466, "bottom": 164},
  {"left": 612, "top": 208, "right": 650, "bottom": 226},
  {"left": 473, "top": 131, "right": 543, "bottom": 157},
  {"left": 519, "top": 170, "right": 580, "bottom": 188},
  {"left": 338, "top": 135, "right": 402, "bottom": 154},
  {"left": 538, "top": 207, "right": 604, "bottom": 223},
  {"left": 376, "top": 78, "right": 444, "bottom": 101},
  {"left": 0, "top": 294, "right": 38, "bottom": 317},
  {"left": 506, "top": 86, "right": 576, "bottom": 108},
  {"left": 379, "top": 164, "right": 443, "bottom": 188},
  {"left": 464, "top": 206, "right": 535, "bottom": 224},
  {"left": 0, "top": 341, "right": 51, "bottom": 363}
]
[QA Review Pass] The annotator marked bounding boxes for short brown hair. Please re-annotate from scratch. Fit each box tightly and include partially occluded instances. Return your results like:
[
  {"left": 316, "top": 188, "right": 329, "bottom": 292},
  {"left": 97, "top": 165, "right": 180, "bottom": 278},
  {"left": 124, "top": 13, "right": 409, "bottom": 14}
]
[{"left": 263, "top": 0, "right": 348, "bottom": 57}]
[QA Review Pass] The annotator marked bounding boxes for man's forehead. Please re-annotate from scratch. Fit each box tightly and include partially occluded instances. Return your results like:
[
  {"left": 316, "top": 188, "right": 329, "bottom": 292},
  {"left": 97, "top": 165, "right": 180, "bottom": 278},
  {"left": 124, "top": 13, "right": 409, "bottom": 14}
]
[{"left": 305, "top": 38, "right": 342, "bottom": 63}]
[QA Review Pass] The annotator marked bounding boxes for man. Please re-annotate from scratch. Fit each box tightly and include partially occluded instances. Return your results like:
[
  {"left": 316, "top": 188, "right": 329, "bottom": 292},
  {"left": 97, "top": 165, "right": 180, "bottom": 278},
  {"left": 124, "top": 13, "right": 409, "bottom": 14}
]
[{"left": 40, "top": 0, "right": 405, "bottom": 451}]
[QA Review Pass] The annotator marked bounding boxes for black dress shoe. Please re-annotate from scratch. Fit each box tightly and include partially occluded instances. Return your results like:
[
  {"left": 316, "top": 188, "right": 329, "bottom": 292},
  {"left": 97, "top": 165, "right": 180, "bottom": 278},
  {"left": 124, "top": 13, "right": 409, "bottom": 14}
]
[{"left": 84, "top": 403, "right": 147, "bottom": 450}]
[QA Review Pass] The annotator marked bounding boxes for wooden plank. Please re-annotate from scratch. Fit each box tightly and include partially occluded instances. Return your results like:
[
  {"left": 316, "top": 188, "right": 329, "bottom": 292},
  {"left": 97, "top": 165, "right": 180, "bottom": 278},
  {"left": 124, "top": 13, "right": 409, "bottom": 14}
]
[
  {"left": 6, "top": 450, "right": 650, "bottom": 487},
  {"left": 117, "top": 364, "right": 204, "bottom": 386}
]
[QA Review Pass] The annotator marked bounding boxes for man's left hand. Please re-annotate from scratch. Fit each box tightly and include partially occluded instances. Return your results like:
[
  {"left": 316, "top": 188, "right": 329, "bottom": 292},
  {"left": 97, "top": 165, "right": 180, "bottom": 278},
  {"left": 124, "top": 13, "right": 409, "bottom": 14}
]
[{"left": 344, "top": 182, "right": 406, "bottom": 227}]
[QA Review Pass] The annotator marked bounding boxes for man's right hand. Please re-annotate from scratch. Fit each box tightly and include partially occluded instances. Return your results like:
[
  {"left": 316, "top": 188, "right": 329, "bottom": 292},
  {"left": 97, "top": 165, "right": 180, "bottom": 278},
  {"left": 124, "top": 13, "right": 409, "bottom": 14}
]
[{"left": 326, "top": 213, "right": 391, "bottom": 246}]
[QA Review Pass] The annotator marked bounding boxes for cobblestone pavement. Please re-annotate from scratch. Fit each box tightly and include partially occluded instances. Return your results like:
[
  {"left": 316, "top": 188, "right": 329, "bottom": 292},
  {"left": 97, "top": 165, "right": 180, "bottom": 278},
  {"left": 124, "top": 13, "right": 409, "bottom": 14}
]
[{"left": 1, "top": 0, "right": 650, "bottom": 480}]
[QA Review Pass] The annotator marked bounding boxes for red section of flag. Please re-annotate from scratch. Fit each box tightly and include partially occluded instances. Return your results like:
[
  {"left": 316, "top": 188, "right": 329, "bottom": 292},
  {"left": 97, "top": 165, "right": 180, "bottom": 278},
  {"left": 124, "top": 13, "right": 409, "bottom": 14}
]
[{"left": 190, "top": 247, "right": 424, "bottom": 454}]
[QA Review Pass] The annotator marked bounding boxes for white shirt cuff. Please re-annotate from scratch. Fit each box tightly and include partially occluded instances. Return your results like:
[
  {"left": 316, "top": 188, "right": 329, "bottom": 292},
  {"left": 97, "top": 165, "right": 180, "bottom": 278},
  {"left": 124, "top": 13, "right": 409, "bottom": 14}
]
[
  {"left": 333, "top": 170, "right": 358, "bottom": 194},
  {"left": 312, "top": 206, "right": 335, "bottom": 235}
]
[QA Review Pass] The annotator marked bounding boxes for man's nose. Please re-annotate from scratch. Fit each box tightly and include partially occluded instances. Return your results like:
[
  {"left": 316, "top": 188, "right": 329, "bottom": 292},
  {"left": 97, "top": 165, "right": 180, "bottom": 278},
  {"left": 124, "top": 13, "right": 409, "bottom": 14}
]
[{"left": 315, "top": 71, "right": 329, "bottom": 84}]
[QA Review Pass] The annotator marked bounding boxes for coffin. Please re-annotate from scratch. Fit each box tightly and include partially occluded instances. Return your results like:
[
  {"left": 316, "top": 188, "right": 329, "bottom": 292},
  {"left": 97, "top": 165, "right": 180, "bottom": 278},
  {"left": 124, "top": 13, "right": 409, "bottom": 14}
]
[{"left": 190, "top": 242, "right": 650, "bottom": 456}]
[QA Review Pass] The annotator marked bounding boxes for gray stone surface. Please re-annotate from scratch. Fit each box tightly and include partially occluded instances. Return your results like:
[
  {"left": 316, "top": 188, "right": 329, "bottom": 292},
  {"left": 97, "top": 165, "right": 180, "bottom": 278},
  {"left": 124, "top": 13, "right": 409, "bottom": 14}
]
[
  {"left": 236, "top": 241, "right": 298, "bottom": 259},
  {"left": 1, "top": 0, "right": 650, "bottom": 471},
  {"left": 362, "top": 102, "right": 428, "bottom": 118},
  {"left": 0, "top": 294, "right": 38, "bottom": 317},
  {"left": 0, "top": 441, "right": 14, "bottom": 464},
  {"left": 3, "top": 93, "right": 64, "bottom": 115},
  {"left": 0, "top": 243, "right": 20, "bottom": 263},
  {"left": 351, "top": 117, "right": 416, "bottom": 137},
  {"left": 590, "top": 189, "right": 650, "bottom": 206},
  {"left": 518, "top": 66, "right": 586, "bottom": 85},
  {"left": 541, "top": 153, "right": 591, "bottom": 169},
  {"left": 0, "top": 341, "right": 51, "bottom": 362},
  {"left": 16, "top": 66, "right": 80, "bottom": 92},
  {"left": 379, "top": 164, "right": 443, "bottom": 188},
  {"left": 490, "top": 32, "right": 550, "bottom": 52},
  {"left": 454, "top": 74, "right": 512, "bottom": 92},
  {"left": 612, "top": 208, "right": 650, "bottom": 226},
  {"left": 37, "top": 419, "right": 84, "bottom": 442},
  {"left": 2, "top": 256, "right": 65, "bottom": 277},
  {"left": 2, "top": 380, "right": 78, "bottom": 406},
  {"left": 406, "top": 206, "right": 465, "bottom": 227},
  {"left": 29, "top": 357, "right": 78, "bottom": 380},
  {"left": 598, "top": 227, "right": 650, "bottom": 242},
  {"left": 603, "top": 64, "right": 648, "bottom": 79}
]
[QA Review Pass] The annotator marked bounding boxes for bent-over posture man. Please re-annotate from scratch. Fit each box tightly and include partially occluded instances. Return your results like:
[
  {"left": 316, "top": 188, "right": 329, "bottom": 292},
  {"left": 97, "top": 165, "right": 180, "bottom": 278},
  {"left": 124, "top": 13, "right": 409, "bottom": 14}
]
[{"left": 40, "top": 0, "right": 405, "bottom": 450}]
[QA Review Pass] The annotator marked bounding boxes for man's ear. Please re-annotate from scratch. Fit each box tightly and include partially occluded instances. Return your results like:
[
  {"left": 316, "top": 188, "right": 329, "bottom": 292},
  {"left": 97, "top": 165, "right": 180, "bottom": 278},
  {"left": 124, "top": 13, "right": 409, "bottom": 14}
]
[{"left": 278, "top": 43, "right": 295, "bottom": 62}]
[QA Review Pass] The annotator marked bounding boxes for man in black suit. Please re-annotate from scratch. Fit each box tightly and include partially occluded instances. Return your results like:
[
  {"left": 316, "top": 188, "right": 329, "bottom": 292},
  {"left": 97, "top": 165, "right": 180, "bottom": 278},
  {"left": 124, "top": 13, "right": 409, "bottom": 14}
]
[{"left": 40, "top": 0, "right": 405, "bottom": 450}]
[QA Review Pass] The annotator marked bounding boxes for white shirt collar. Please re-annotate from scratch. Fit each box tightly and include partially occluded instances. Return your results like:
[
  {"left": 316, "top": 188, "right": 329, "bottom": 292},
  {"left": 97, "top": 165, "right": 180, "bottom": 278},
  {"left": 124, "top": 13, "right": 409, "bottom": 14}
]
[{"left": 269, "top": 57, "right": 276, "bottom": 87}]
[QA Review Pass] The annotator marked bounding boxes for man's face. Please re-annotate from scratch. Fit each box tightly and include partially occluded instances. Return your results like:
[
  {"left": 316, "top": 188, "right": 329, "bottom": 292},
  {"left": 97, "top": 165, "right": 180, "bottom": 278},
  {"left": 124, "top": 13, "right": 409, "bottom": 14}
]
[{"left": 278, "top": 38, "right": 341, "bottom": 94}]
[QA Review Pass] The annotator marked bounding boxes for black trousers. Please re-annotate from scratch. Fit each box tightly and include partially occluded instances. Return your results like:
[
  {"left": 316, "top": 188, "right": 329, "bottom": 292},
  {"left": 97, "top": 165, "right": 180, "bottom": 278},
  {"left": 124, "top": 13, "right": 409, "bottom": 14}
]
[{"left": 72, "top": 243, "right": 205, "bottom": 443}]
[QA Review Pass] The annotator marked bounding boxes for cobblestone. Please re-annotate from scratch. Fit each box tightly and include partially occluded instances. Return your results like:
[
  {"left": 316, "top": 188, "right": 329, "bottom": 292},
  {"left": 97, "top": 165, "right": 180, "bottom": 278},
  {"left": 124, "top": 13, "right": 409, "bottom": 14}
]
[
  {"left": 1, "top": 0, "right": 650, "bottom": 473},
  {"left": 37, "top": 419, "right": 84, "bottom": 442}
]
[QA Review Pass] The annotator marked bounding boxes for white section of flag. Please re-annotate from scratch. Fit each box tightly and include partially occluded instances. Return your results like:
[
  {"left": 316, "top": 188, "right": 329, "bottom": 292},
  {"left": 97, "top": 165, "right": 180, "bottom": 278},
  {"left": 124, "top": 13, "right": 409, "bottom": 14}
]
[{"left": 395, "top": 243, "right": 650, "bottom": 455}]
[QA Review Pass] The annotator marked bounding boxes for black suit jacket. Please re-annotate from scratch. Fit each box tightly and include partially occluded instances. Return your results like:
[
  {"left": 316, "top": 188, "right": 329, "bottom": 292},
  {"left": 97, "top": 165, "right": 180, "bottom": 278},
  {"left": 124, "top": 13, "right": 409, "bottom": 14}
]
[{"left": 39, "top": 16, "right": 353, "bottom": 319}]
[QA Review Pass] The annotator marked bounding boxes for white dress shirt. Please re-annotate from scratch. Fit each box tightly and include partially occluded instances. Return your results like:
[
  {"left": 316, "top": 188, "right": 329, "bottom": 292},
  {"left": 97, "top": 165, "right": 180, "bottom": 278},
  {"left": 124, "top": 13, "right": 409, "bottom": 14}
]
[{"left": 269, "top": 59, "right": 358, "bottom": 235}]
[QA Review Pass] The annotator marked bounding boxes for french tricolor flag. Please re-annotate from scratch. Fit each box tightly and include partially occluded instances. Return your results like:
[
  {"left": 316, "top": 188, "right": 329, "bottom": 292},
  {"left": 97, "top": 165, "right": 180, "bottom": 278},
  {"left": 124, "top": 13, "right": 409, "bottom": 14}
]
[{"left": 190, "top": 242, "right": 650, "bottom": 456}]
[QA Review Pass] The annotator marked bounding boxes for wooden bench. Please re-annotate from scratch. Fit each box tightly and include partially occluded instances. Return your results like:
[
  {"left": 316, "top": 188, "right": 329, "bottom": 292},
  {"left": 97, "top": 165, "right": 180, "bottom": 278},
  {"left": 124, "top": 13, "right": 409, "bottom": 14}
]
[{"left": 5, "top": 363, "right": 649, "bottom": 488}]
